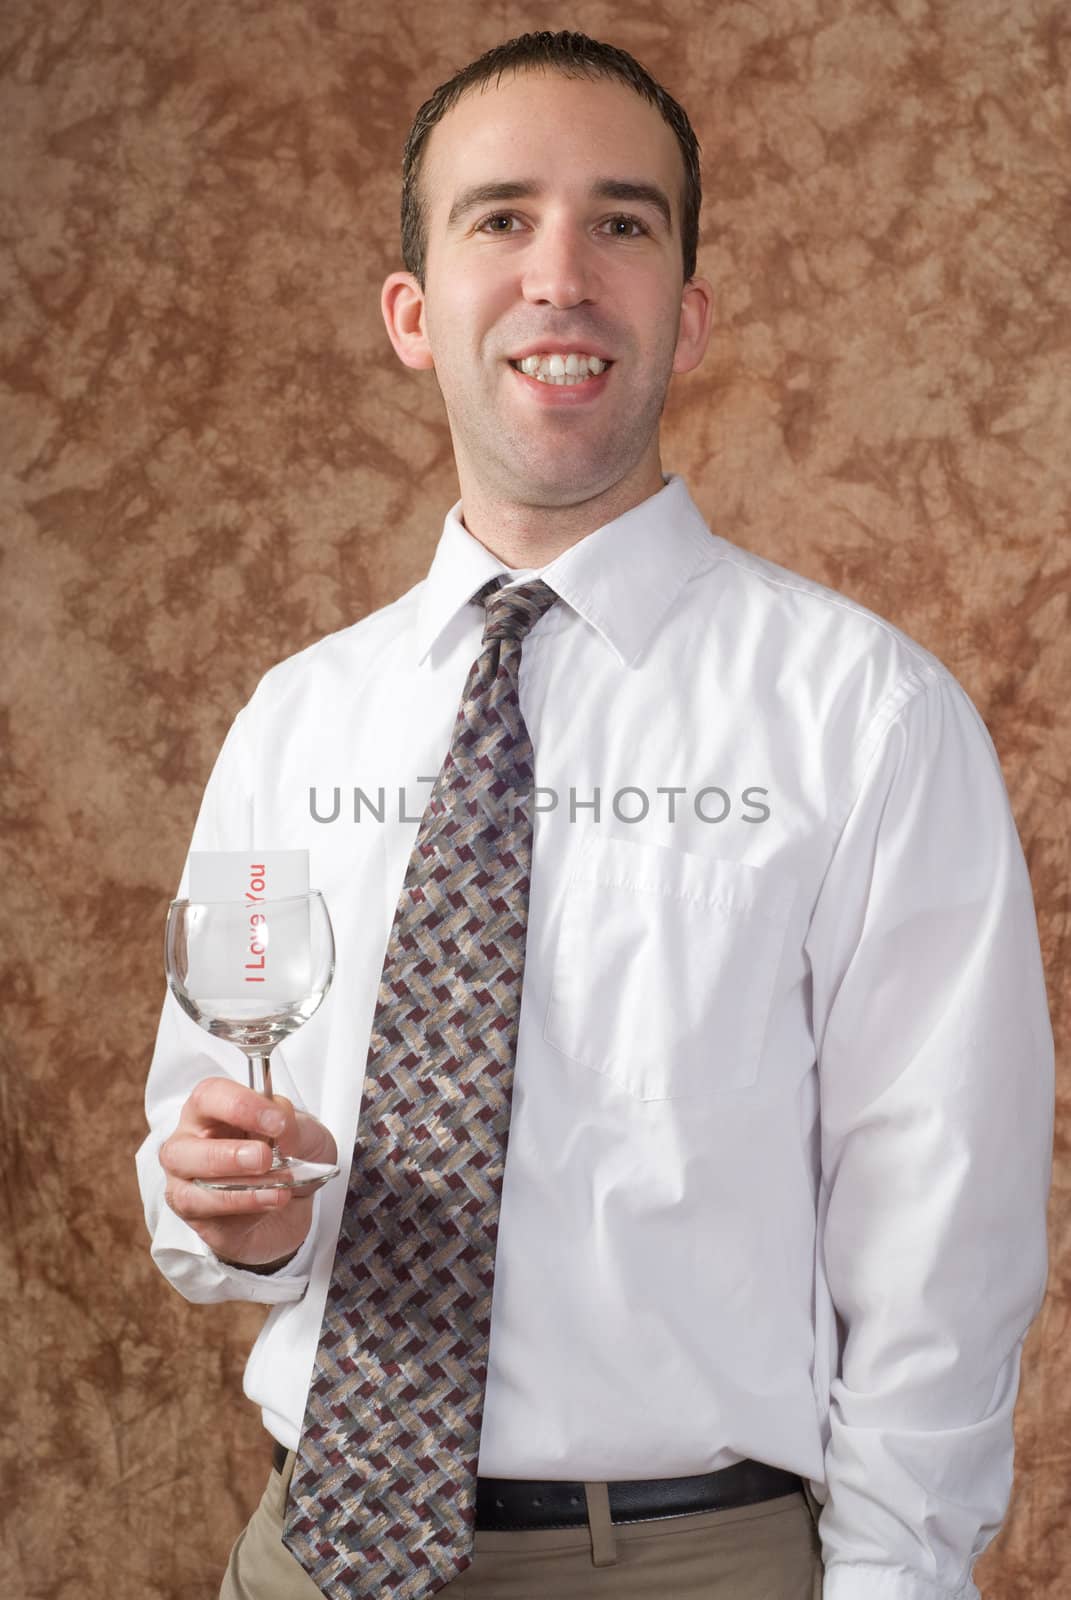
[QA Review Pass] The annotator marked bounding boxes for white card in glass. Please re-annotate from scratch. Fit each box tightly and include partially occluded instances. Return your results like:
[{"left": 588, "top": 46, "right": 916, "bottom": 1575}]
[
  {"left": 184, "top": 851, "right": 313, "bottom": 1001},
  {"left": 187, "top": 849, "right": 309, "bottom": 902}
]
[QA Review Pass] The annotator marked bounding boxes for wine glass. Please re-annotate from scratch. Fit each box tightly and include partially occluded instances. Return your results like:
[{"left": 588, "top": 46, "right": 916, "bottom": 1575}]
[{"left": 164, "top": 890, "right": 339, "bottom": 1194}]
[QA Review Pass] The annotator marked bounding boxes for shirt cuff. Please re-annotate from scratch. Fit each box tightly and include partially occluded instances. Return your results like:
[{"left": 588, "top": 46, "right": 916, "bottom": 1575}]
[
  {"left": 822, "top": 1562, "right": 980, "bottom": 1600},
  {"left": 149, "top": 1194, "right": 318, "bottom": 1305}
]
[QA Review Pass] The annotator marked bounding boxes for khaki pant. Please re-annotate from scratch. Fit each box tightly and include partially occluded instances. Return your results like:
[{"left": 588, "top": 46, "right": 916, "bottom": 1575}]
[{"left": 221, "top": 1448, "right": 824, "bottom": 1599}]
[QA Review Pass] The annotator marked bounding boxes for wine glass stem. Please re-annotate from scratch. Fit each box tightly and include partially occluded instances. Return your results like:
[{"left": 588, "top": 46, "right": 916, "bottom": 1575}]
[{"left": 248, "top": 1052, "right": 280, "bottom": 1162}]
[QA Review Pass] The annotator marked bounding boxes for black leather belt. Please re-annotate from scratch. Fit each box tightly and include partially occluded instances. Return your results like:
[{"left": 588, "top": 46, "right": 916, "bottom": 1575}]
[{"left": 271, "top": 1442, "right": 801, "bottom": 1531}]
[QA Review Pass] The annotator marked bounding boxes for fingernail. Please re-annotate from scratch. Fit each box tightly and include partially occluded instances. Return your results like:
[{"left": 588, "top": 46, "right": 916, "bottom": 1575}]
[
  {"left": 237, "top": 1143, "right": 265, "bottom": 1170},
  {"left": 259, "top": 1110, "right": 285, "bottom": 1135}
]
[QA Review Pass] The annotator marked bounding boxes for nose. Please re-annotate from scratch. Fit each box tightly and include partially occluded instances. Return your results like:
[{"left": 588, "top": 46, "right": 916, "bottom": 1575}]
[{"left": 520, "top": 218, "right": 599, "bottom": 309}]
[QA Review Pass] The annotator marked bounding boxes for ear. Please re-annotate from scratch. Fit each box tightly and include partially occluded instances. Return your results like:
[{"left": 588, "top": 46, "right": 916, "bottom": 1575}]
[
  {"left": 381, "top": 272, "right": 436, "bottom": 370},
  {"left": 671, "top": 274, "right": 715, "bottom": 375}
]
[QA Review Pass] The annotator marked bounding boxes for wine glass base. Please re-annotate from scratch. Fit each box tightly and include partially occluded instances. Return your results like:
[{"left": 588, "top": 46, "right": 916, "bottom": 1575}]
[{"left": 193, "top": 1158, "right": 340, "bottom": 1196}]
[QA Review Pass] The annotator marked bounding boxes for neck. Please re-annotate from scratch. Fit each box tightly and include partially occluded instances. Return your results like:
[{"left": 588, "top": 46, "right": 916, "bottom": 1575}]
[{"left": 456, "top": 459, "right": 668, "bottom": 568}]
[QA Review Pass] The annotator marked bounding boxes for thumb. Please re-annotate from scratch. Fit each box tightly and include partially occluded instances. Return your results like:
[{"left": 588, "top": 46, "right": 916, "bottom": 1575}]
[{"left": 275, "top": 1101, "right": 338, "bottom": 1166}]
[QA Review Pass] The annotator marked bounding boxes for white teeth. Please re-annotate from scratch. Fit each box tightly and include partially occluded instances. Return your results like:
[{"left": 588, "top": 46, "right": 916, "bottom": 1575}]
[{"left": 515, "top": 353, "right": 609, "bottom": 385}]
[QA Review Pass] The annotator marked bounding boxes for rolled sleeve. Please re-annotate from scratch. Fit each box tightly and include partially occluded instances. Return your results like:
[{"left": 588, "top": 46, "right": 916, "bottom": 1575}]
[{"left": 805, "top": 671, "right": 1054, "bottom": 1599}]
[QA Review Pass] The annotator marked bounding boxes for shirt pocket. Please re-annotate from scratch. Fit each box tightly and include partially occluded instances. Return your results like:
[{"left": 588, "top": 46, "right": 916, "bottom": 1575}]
[{"left": 542, "top": 833, "right": 796, "bottom": 1101}]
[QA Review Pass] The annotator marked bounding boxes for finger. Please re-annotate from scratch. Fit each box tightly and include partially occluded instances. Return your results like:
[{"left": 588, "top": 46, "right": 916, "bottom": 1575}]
[
  {"left": 261, "top": 1095, "right": 311, "bottom": 1161},
  {"left": 178, "top": 1077, "right": 291, "bottom": 1140},
  {"left": 164, "top": 1174, "right": 295, "bottom": 1224},
  {"left": 160, "top": 1129, "right": 275, "bottom": 1184}
]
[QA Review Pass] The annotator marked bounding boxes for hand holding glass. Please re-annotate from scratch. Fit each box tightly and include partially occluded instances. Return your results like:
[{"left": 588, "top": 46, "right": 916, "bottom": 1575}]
[{"left": 164, "top": 890, "right": 339, "bottom": 1194}]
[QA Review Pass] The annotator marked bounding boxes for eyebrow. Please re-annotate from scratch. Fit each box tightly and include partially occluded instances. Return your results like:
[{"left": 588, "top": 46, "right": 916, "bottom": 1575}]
[{"left": 445, "top": 178, "right": 673, "bottom": 235}]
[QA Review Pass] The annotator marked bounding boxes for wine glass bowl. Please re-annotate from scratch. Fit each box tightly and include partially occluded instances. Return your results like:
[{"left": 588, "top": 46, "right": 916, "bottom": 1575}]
[{"left": 165, "top": 890, "right": 339, "bottom": 1195}]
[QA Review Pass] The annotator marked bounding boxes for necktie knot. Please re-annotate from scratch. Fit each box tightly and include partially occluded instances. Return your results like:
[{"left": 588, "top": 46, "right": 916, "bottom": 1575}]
[{"left": 479, "top": 577, "right": 559, "bottom": 645}]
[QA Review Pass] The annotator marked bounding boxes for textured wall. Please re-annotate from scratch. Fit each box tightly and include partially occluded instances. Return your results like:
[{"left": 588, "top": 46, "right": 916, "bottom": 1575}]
[{"left": 1, "top": 1, "right": 1068, "bottom": 1595}]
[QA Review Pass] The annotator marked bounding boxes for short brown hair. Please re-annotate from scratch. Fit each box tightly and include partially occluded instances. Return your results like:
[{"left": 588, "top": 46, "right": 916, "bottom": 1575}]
[{"left": 400, "top": 29, "right": 702, "bottom": 290}]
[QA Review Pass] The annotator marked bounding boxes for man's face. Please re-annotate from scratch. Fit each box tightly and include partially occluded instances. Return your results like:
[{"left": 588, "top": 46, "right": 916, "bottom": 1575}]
[{"left": 390, "top": 68, "right": 710, "bottom": 511}]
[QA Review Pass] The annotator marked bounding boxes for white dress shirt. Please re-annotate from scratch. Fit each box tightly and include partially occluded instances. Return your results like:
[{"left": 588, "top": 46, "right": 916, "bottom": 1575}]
[{"left": 137, "top": 472, "right": 1054, "bottom": 1600}]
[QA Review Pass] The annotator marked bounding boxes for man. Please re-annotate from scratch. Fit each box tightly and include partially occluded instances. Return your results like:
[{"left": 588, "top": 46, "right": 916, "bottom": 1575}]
[{"left": 137, "top": 28, "right": 1054, "bottom": 1600}]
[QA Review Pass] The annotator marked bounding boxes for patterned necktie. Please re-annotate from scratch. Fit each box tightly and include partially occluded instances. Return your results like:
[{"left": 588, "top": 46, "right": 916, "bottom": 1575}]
[{"left": 284, "top": 576, "right": 560, "bottom": 1599}]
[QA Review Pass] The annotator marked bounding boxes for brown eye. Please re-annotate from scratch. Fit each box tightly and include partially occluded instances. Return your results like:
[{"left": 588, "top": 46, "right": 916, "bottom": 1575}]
[{"left": 606, "top": 215, "right": 648, "bottom": 237}]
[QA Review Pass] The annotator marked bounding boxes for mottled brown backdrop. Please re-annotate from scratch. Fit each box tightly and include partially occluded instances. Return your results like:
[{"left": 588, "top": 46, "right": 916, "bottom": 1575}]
[{"left": 1, "top": 0, "right": 1067, "bottom": 1595}]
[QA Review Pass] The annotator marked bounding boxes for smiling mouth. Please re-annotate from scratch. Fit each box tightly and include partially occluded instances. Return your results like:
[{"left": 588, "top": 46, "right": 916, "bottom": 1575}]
[{"left": 509, "top": 356, "right": 614, "bottom": 387}]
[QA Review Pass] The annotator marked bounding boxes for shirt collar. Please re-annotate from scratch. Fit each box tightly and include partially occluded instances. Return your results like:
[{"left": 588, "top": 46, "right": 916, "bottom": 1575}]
[{"left": 414, "top": 473, "right": 719, "bottom": 669}]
